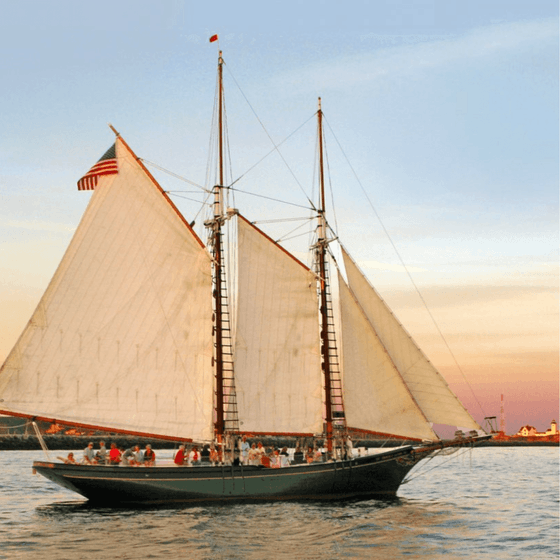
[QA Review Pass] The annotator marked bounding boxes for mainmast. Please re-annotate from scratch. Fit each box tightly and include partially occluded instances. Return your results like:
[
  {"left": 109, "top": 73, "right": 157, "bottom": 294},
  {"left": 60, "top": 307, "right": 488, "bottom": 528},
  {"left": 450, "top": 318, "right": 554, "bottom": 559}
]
[
  {"left": 316, "top": 98, "right": 345, "bottom": 455},
  {"left": 206, "top": 51, "right": 239, "bottom": 444},
  {"left": 213, "top": 51, "right": 225, "bottom": 439},
  {"left": 317, "top": 98, "right": 332, "bottom": 452},
  {"left": 201, "top": 51, "right": 241, "bottom": 448},
  {"left": 208, "top": 50, "right": 230, "bottom": 442}
]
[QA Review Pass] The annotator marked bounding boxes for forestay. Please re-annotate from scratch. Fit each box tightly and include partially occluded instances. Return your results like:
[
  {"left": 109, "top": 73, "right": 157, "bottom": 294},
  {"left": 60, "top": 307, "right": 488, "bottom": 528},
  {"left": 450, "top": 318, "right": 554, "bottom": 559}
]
[{"left": 0, "top": 139, "right": 215, "bottom": 441}]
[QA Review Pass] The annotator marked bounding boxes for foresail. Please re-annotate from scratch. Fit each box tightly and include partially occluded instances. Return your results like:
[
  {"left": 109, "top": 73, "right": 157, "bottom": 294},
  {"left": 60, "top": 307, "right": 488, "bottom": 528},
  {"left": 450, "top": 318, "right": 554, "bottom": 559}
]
[
  {"left": 338, "top": 272, "right": 437, "bottom": 441},
  {"left": 341, "top": 247, "right": 481, "bottom": 431},
  {"left": 0, "top": 138, "right": 215, "bottom": 441},
  {"left": 234, "top": 216, "right": 323, "bottom": 435}
]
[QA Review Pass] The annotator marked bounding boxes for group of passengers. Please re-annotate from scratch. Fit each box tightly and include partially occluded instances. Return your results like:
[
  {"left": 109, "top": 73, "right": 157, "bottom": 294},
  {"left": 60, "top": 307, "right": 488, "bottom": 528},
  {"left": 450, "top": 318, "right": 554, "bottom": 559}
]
[
  {"left": 65, "top": 441, "right": 156, "bottom": 466},
  {"left": 173, "top": 444, "right": 204, "bottom": 466},
  {"left": 66, "top": 436, "right": 351, "bottom": 468},
  {"left": 172, "top": 436, "right": 326, "bottom": 468}
]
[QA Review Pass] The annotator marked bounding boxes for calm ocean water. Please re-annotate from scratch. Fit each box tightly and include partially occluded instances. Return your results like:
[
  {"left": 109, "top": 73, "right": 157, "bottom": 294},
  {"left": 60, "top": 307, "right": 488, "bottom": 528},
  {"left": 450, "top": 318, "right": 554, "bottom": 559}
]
[{"left": 0, "top": 447, "right": 558, "bottom": 559}]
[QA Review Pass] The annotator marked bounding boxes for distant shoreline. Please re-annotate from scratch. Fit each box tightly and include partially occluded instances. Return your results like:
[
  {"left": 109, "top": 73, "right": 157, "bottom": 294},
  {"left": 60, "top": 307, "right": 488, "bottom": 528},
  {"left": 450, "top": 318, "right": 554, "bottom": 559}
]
[
  {"left": 0, "top": 434, "right": 557, "bottom": 451},
  {"left": 476, "top": 439, "right": 558, "bottom": 447}
]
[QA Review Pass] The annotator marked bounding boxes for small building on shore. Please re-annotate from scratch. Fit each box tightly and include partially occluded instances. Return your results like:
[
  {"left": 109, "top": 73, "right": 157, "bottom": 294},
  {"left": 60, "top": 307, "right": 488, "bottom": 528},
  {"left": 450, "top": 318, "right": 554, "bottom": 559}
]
[{"left": 516, "top": 420, "right": 557, "bottom": 438}]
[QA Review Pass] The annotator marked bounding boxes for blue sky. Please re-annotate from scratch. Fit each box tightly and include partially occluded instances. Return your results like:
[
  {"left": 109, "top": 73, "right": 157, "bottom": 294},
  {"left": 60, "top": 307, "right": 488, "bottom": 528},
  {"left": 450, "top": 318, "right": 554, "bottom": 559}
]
[{"left": 0, "top": 1, "right": 558, "bottom": 432}]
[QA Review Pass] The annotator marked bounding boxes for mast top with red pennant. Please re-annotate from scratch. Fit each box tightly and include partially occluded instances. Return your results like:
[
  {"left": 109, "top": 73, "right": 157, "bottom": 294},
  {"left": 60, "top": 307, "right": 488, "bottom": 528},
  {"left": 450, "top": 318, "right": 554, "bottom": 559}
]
[{"left": 209, "top": 34, "right": 218, "bottom": 43}]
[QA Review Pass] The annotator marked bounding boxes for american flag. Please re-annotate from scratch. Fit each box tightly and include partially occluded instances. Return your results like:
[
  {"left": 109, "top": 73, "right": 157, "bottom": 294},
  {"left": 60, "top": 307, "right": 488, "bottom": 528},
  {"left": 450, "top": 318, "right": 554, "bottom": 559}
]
[{"left": 77, "top": 144, "right": 118, "bottom": 191}]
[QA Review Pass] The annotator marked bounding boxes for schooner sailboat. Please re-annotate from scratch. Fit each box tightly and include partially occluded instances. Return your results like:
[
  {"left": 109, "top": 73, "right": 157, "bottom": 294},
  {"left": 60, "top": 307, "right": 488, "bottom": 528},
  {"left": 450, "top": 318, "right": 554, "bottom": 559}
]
[{"left": 0, "top": 52, "right": 489, "bottom": 504}]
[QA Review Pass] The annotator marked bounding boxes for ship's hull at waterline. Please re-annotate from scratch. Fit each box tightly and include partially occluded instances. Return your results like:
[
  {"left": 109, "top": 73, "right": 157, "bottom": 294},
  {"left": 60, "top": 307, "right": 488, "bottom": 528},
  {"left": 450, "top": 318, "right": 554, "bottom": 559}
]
[
  {"left": 33, "top": 436, "right": 492, "bottom": 505},
  {"left": 33, "top": 446, "right": 420, "bottom": 505}
]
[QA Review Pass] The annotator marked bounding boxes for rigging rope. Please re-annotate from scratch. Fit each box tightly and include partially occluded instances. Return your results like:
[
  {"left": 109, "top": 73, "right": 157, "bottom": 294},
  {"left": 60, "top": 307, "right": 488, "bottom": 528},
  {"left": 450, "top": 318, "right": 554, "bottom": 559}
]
[
  {"left": 140, "top": 159, "right": 209, "bottom": 192},
  {"left": 224, "top": 62, "right": 317, "bottom": 211},
  {"left": 402, "top": 444, "right": 475, "bottom": 484},
  {"left": 323, "top": 115, "right": 487, "bottom": 421},
  {"left": 321, "top": 121, "right": 341, "bottom": 239},
  {"left": 253, "top": 216, "right": 312, "bottom": 225},
  {"left": 228, "top": 114, "right": 316, "bottom": 194},
  {"left": 164, "top": 193, "right": 211, "bottom": 206},
  {"left": 275, "top": 218, "right": 315, "bottom": 243},
  {"left": 228, "top": 186, "right": 313, "bottom": 210}
]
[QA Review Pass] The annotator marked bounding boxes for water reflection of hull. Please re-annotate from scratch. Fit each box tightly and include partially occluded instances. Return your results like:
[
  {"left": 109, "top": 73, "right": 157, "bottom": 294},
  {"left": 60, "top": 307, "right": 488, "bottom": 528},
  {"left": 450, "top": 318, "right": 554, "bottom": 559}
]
[{"left": 33, "top": 446, "right": 421, "bottom": 505}]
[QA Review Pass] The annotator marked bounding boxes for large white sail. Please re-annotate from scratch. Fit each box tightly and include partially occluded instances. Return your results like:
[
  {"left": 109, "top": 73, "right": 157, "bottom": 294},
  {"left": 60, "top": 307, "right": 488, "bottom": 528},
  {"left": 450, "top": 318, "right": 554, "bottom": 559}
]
[
  {"left": 338, "top": 272, "right": 437, "bottom": 441},
  {"left": 0, "top": 138, "right": 215, "bottom": 441},
  {"left": 234, "top": 216, "right": 323, "bottom": 435},
  {"left": 341, "top": 247, "right": 481, "bottom": 431}
]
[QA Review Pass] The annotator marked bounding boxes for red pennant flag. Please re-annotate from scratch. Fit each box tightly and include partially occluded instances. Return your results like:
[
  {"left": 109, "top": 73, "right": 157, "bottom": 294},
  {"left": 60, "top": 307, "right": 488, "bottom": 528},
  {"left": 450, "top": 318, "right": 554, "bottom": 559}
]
[{"left": 209, "top": 34, "right": 218, "bottom": 43}]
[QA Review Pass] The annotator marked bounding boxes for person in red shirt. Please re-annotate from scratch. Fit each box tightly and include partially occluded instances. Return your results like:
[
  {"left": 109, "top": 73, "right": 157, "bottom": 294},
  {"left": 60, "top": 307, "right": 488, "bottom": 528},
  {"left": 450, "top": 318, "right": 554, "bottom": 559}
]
[
  {"left": 174, "top": 445, "right": 186, "bottom": 466},
  {"left": 109, "top": 442, "right": 121, "bottom": 465}
]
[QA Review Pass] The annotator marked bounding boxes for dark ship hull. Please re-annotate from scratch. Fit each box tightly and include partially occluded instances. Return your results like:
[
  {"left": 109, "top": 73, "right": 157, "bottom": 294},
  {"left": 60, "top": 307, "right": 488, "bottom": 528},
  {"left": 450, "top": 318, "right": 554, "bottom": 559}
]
[{"left": 33, "top": 437, "right": 488, "bottom": 505}]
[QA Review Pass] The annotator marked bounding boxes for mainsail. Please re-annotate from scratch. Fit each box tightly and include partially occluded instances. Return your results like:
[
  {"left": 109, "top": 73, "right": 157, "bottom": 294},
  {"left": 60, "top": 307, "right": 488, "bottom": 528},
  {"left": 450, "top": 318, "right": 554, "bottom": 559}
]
[
  {"left": 0, "top": 138, "right": 215, "bottom": 441},
  {"left": 341, "top": 246, "right": 481, "bottom": 432}
]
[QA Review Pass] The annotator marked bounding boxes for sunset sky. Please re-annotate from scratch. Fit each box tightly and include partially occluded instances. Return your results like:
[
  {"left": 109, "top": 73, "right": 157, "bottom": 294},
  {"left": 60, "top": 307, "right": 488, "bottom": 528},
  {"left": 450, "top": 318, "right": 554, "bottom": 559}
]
[{"left": 1, "top": 1, "right": 558, "bottom": 434}]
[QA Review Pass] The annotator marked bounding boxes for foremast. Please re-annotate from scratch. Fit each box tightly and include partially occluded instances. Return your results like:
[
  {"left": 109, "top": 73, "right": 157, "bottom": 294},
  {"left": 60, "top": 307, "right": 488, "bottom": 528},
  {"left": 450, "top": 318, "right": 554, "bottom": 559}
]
[{"left": 315, "top": 98, "right": 347, "bottom": 455}]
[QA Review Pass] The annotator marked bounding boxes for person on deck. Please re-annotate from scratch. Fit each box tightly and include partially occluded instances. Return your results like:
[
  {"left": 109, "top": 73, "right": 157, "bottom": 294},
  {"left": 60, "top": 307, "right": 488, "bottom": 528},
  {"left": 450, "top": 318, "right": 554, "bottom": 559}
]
[
  {"left": 121, "top": 447, "right": 134, "bottom": 465},
  {"left": 143, "top": 444, "right": 156, "bottom": 466},
  {"left": 270, "top": 449, "right": 281, "bottom": 468},
  {"left": 109, "top": 442, "right": 121, "bottom": 464},
  {"left": 280, "top": 447, "right": 290, "bottom": 468},
  {"left": 64, "top": 452, "right": 77, "bottom": 464},
  {"left": 174, "top": 445, "right": 186, "bottom": 466},
  {"left": 247, "top": 443, "right": 258, "bottom": 465},
  {"left": 201, "top": 444, "right": 210, "bottom": 463},
  {"left": 209, "top": 444, "right": 219, "bottom": 466},
  {"left": 255, "top": 442, "right": 266, "bottom": 464},
  {"left": 314, "top": 446, "right": 323, "bottom": 462},
  {"left": 306, "top": 446, "right": 314, "bottom": 464},
  {"left": 83, "top": 442, "right": 96, "bottom": 464},
  {"left": 96, "top": 441, "right": 108, "bottom": 464},
  {"left": 239, "top": 436, "right": 250, "bottom": 464},
  {"left": 132, "top": 445, "right": 143, "bottom": 465},
  {"left": 188, "top": 446, "right": 201, "bottom": 466},
  {"left": 345, "top": 435, "right": 353, "bottom": 460}
]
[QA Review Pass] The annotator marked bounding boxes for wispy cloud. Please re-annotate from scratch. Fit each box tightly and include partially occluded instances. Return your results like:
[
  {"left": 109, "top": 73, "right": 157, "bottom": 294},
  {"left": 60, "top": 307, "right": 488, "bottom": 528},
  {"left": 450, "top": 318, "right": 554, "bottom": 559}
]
[{"left": 273, "top": 18, "right": 558, "bottom": 93}]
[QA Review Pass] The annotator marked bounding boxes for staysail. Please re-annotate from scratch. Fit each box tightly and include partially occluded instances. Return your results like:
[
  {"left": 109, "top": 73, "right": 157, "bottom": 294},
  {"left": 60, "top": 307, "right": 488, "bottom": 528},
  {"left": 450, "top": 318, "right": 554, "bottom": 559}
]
[
  {"left": 338, "top": 271, "right": 437, "bottom": 441},
  {"left": 0, "top": 138, "right": 215, "bottom": 441},
  {"left": 341, "top": 246, "right": 481, "bottom": 431},
  {"left": 233, "top": 216, "right": 323, "bottom": 435}
]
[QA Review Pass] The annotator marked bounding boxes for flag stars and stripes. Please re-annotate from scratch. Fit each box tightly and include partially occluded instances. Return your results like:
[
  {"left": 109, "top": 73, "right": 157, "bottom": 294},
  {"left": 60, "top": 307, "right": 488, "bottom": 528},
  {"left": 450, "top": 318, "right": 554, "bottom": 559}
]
[{"left": 77, "top": 143, "right": 118, "bottom": 191}]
